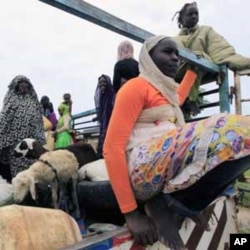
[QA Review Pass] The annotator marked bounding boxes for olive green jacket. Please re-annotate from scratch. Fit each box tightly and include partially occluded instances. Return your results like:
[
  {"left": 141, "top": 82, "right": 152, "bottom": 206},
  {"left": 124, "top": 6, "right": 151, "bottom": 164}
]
[
  {"left": 173, "top": 25, "right": 250, "bottom": 103},
  {"left": 174, "top": 25, "right": 250, "bottom": 70}
]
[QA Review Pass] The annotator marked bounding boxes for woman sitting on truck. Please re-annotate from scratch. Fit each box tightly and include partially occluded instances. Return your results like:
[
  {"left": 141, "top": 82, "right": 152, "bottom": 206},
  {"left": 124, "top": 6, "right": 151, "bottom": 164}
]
[
  {"left": 173, "top": 2, "right": 250, "bottom": 116},
  {"left": 174, "top": 2, "right": 250, "bottom": 70},
  {"left": 104, "top": 35, "right": 250, "bottom": 249}
]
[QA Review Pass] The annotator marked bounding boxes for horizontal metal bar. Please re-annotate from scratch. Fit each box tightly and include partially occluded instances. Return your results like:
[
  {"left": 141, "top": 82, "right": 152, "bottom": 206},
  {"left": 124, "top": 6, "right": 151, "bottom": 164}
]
[
  {"left": 73, "top": 120, "right": 93, "bottom": 126},
  {"left": 186, "top": 116, "right": 209, "bottom": 122},
  {"left": 39, "top": 0, "right": 153, "bottom": 42},
  {"left": 199, "top": 101, "right": 220, "bottom": 109},
  {"left": 179, "top": 49, "right": 220, "bottom": 73},
  {"left": 61, "top": 227, "right": 129, "bottom": 250},
  {"left": 71, "top": 108, "right": 96, "bottom": 119},
  {"left": 199, "top": 88, "right": 219, "bottom": 97},
  {"left": 39, "top": 0, "right": 220, "bottom": 74},
  {"left": 78, "top": 125, "right": 99, "bottom": 130}
]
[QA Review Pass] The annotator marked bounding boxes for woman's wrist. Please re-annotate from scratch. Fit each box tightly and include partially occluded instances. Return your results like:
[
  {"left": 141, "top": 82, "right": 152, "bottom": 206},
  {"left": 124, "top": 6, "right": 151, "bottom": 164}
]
[{"left": 124, "top": 209, "right": 140, "bottom": 219}]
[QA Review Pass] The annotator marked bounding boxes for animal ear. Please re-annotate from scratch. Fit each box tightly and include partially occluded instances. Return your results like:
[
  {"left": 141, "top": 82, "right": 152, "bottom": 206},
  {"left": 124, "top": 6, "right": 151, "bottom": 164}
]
[{"left": 28, "top": 176, "right": 36, "bottom": 200}]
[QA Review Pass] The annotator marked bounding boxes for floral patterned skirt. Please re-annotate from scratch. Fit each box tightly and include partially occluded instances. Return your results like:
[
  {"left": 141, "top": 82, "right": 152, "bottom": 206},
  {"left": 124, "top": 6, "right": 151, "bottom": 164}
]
[{"left": 128, "top": 114, "right": 250, "bottom": 201}]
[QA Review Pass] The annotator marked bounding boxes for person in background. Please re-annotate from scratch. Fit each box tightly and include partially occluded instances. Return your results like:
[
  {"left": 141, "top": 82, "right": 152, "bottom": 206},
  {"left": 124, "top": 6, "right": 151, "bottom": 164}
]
[
  {"left": 63, "top": 93, "right": 73, "bottom": 115},
  {"left": 173, "top": 2, "right": 250, "bottom": 70},
  {"left": 104, "top": 35, "right": 250, "bottom": 248},
  {"left": 54, "top": 103, "right": 72, "bottom": 149},
  {"left": 173, "top": 2, "right": 250, "bottom": 116},
  {"left": 93, "top": 74, "right": 115, "bottom": 159},
  {"left": 0, "top": 75, "right": 45, "bottom": 180},
  {"left": 40, "top": 95, "right": 58, "bottom": 131},
  {"left": 112, "top": 40, "right": 139, "bottom": 93}
]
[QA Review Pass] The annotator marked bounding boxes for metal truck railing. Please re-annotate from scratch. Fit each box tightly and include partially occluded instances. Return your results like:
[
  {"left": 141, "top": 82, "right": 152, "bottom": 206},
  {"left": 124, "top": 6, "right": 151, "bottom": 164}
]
[{"left": 71, "top": 108, "right": 99, "bottom": 140}]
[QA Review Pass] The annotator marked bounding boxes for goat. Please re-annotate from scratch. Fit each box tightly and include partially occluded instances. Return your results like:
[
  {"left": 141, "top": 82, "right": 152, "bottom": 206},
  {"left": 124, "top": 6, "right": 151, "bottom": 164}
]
[{"left": 12, "top": 150, "right": 80, "bottom": 217}]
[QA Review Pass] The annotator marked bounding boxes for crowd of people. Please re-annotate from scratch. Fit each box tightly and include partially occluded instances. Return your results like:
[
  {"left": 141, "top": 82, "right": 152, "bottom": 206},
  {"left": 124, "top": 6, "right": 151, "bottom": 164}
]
[
  {"left": 1, "top": 2, "right": 250, "bottom": 248},
  {"left": 0, "top": 39, "right": 138, "bottom": 180}
]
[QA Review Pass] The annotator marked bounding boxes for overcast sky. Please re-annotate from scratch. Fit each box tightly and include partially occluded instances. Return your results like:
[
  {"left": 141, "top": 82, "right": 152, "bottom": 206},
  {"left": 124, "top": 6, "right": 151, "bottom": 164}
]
[{"left": 1, "top": 0, "right": 250, "bottom": 116}]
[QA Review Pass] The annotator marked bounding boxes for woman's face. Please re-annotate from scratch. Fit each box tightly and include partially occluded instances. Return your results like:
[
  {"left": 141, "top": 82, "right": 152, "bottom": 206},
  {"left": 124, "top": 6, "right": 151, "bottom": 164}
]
[
  {"left": 63, "top": 94, "right": 71, "bottom": 104},
  {"left": 17, "top": 81, "right": 30, "bottom": 95},
  {"left": 182, "top": 5, "right": 199, "bottom": 28},
  {"left": 98, "top": 77, "right": 108, "bottom": 93},
  {"left": 149, "top": 38, "right": 180, "bottom": 78}
]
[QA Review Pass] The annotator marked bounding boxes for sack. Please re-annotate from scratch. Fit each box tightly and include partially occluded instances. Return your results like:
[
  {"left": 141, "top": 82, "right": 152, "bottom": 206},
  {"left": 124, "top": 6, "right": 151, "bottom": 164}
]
[
  {"left": 43, "top": 116, "right": 53, "bottom": 131},
  {"left": 44, "top": 131, "right": 55, "bottom": 151}
]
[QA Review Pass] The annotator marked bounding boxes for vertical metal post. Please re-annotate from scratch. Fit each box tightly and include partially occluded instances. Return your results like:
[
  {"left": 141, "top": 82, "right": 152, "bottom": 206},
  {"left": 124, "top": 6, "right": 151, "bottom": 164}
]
[
  {"left": 234, "top": 72, "right": 242, "bottom": 114},
  {"left": 219, "top": 66, "right": 230, "bottom": 113}
]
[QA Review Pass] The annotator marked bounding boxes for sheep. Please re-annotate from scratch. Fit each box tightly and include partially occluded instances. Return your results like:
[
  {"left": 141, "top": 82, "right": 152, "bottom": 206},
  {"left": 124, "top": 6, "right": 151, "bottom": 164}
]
[
  {"left": 78, "top": 159, "right": 109, "bottom": 181},
  {"left": 14, "top": 138, "right": 98, "bottom": 167},
  {"left": 12, "top": 150, "right": 80, "bottom": 217}
]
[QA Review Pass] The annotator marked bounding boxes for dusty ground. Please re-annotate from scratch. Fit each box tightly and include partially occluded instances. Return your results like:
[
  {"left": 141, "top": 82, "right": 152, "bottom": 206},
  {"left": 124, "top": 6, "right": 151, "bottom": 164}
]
[{"left": 237, "top": 205, "right": 250, "bottom": 233}]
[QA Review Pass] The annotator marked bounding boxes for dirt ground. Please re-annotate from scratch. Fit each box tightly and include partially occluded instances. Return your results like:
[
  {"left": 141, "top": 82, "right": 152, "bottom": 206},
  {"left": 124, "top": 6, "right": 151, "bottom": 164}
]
[{"left": 237, "top": 205, "right": 250, "bottom": 233}]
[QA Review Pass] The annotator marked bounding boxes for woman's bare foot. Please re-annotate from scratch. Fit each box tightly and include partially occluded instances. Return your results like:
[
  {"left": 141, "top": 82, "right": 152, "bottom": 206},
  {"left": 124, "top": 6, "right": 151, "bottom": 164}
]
[
  {"left": 189, "top": 212, "right": 210, "bottom": 231},
  {"left": 162, "top": 194, "right": 210, "bottom": 231},
  {"left": 144, "top": 196, "right": 185, "bottom": 250}
]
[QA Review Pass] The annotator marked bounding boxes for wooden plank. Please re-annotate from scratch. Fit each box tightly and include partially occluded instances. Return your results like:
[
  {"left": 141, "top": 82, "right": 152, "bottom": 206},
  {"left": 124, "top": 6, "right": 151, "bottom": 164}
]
[{"left": 38, "top": 0, "right": 220, "bottom": 74}]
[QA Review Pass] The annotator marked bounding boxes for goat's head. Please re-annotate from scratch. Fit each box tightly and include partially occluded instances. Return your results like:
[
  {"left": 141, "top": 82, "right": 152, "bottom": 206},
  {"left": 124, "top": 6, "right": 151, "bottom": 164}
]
[
  {"left": 12, "top": 170, "right": 36, "bottom": 202},
  {"left": 14, "top": 138, "right": 47, "bottom": 159},
  {"left": 66, "top": 141, "right": 98, "bottom": 167}
]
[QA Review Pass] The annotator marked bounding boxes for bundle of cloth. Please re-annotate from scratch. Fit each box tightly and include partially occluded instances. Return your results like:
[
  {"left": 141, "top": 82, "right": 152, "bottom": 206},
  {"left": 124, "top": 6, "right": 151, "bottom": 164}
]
[{"left": 43, "top": 116, "right": 55, "bottom": 151}]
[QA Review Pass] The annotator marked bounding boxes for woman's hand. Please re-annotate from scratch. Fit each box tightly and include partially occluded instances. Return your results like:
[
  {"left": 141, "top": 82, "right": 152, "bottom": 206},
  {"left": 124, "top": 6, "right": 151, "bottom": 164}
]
[{"left": 124, "top": 209, "right": 158, "bottom": 246}]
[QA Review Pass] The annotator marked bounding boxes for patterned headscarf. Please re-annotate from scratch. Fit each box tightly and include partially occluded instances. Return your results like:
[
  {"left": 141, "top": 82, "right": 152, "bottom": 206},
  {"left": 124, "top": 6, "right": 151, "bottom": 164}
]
[
  {"left": 0, "top": 75, "right": 45, "bottom": 152},
  {"left": 117, "top": 40, "right": 134, "bottom": 61},
  {"left": 139, "top": 35, "right": 185, "bottom": 126}
]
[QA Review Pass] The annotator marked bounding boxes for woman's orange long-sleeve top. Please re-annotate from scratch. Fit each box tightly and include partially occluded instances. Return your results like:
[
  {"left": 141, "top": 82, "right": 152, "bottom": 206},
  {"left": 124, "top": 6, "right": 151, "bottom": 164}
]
[{"left": 103, "top": 70, "right": 197, "bottom": 213}]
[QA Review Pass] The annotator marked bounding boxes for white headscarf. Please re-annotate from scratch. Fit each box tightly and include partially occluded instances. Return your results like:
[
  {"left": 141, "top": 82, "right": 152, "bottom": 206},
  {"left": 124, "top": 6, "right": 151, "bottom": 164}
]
[{"left": 139, "top": 35, "right": 185, "bottom": 126}]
